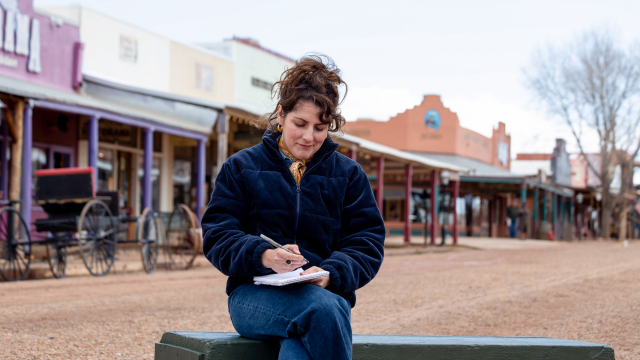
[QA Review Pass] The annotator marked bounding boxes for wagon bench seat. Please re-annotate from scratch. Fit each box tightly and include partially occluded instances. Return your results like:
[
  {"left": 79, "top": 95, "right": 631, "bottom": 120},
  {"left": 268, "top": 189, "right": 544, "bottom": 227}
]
[{"left": 155, "top": 331, "right": 615, "bottom": 360}]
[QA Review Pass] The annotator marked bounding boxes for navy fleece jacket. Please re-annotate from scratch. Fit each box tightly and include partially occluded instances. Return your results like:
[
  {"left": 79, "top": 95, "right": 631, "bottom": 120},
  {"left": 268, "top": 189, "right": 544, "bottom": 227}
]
[{"left": 201, "top": 131, "right": 385, "bottom": 307}]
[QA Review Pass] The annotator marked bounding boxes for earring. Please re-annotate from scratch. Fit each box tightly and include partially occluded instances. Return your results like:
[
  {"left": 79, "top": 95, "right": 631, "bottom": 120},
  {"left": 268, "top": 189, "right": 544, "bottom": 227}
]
[{"left": 277, "top": 124, "right": 283, "bottom": 132}]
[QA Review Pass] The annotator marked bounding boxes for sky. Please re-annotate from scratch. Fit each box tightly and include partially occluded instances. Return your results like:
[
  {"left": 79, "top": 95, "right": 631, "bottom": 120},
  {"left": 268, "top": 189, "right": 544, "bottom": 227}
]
[{"left": 33, "top": 0, "right": 640, "bottom": 156}]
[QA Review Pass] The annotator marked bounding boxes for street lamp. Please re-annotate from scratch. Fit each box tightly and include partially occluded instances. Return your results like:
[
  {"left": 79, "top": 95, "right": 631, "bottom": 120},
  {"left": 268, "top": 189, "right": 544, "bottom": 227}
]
[
  {"left": 576, "top": 193, "right": 584, "bottom": 241},
  {"left": 440, "top": 170, "right": 451, "bottom": 246}
]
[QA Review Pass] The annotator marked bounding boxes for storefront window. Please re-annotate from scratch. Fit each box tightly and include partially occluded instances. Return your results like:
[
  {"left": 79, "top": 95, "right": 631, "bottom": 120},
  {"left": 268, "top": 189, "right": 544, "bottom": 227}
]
[
  {"left": 173, "top": 145, "right": 197, "bottom": 210},
  {"left": 32, "top": 148, "right": 48, "bottom": 171},
  {"left": 97, "top": 148, "right": 137, "bottom": 211},
  {"left": 31, "top": 147, "right": 48, "bottom": 202},
  {"left": 52, "top": 151, "right": 71, "bottom": 168},
  {"left": 471, "top": 196, "right": 482, "bottom": 226},
  {"left": 173, "top": 159, "right": 192, "bottom": 208},
  {"left": 456, "top": 197, "right": 466, "bottom": 229},
  {"left": 383, "top": 199, "right": 403, "bottom": 222},
  {"left": 118, "top": 152, "right": 132, "bottom": 209},
  {"left": 97, "top": 149, "right": 115, "bottom": 191},
  {"left": 138, "top": 157, "right": 161, "bottom": 211}
]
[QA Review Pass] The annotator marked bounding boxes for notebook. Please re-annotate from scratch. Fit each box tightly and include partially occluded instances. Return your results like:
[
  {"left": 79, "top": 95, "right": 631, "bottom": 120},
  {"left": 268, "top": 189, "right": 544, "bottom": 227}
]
[{"left": 254, "top": 268, "right": 330, "bottom": 286}]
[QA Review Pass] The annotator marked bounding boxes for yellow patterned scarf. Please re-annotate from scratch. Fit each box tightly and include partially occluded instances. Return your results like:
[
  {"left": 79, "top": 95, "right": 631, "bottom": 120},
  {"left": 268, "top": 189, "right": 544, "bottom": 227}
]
[{"left": 279, "top": 137, "right": 312, "bottom": 183}]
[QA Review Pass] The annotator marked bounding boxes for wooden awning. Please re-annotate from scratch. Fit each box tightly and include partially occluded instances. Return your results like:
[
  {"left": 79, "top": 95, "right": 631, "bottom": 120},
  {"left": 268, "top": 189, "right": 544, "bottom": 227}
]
[{"left": 225, "top": 106, "right": 262, "bottom": 126}]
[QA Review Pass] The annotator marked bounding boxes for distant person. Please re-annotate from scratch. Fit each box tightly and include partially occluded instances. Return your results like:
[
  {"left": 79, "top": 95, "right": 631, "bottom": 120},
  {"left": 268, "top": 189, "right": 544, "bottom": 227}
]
[
  {"left": 465, "top": 194, "right": 473, "bottom": 236},
  {"left": 518, "top": 206, "right": 529, "bottom": 240},
  {"left": 201, "top": 55, "right": 385, "bottom": 360},
  {"left": 506, "top": 198, "right": 520, "bottom": 238}
]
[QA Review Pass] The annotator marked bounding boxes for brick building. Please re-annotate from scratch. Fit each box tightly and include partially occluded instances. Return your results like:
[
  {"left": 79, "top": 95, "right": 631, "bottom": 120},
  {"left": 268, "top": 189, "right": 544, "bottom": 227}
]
[{"left": 346, "top": 95, "right": 512, "bottom": 175}]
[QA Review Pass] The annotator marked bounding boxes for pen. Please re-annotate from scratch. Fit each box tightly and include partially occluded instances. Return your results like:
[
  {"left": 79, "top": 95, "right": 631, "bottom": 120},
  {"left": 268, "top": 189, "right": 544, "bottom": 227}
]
[{"left": 260, "top": 234, "right": 309, "bottom": 264}]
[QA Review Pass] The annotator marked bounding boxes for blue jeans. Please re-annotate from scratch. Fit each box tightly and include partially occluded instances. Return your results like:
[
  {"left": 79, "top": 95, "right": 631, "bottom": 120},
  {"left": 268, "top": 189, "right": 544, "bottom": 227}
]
[
  {"left": 509, "top": 219, "right": 518, "bottom": 238},
  {"left": 228, "top": 282, "right": 352, "bottom": 360}
]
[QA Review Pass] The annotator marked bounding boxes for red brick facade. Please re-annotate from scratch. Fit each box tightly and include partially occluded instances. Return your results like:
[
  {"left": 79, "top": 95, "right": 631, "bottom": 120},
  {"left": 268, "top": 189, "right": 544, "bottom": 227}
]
[{"left": 345, "top": 95, "right": 511, "bottom": 170}]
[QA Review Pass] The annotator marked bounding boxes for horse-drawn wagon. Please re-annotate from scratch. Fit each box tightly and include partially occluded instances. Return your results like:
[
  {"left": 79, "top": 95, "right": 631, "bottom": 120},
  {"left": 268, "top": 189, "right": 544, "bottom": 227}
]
[
  {"left": 0, "top": 166, "right": 204, "bottom": 281},
  {"left": 0, "top": 167, "right": 162, "bottom": 281}
]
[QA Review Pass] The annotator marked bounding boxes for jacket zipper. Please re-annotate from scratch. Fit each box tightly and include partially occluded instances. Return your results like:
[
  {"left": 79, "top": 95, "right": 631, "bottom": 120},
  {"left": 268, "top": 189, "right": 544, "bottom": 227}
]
[
  {"left": 291, "top": 155, "right": 331, "bottom": 244},
  {"left": 293, "top": 183, "right": 301, "bottom": 244},
  {"left": 270, "top": 139, "right": 337, "bottom": 245}
]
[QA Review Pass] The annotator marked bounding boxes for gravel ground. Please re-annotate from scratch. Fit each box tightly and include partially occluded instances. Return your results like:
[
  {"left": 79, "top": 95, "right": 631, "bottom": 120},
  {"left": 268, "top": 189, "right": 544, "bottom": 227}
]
[{"left": 1, "top": 240, "right": 638, "bottom": 359}]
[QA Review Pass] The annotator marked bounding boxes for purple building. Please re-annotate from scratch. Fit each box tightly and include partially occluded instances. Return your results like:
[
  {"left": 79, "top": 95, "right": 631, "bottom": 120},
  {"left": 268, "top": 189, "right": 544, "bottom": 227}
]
[{"left": 0, "top": 0, "right": 215, "bottom": 238}]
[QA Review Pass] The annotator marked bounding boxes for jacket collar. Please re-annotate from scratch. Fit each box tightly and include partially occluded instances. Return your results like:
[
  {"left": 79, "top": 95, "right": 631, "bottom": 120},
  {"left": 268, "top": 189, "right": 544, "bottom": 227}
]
[{"left": 262, "top": 130, "right": 339, "bottom": 171}]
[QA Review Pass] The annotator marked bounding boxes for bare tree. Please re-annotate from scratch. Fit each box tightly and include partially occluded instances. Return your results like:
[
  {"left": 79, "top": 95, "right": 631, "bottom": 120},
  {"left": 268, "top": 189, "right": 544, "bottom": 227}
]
[{"left": 525, "top": 28, "right": 640, "bottom": 239}]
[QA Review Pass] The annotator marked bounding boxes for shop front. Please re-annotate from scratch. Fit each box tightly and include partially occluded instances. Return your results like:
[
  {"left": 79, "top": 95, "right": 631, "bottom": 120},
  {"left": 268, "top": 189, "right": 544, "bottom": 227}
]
[
  {"left": 0, "top": 0, "right": 84, "bottom": 230},
  {"left": 34, "top": 74, "right": 219, "bottom": 219},
  {"left": 0, "top": 0, "right": 218, "bottom": 234},
  {"left": 332, "top": 133, "right": 467, "bottom": 245}
]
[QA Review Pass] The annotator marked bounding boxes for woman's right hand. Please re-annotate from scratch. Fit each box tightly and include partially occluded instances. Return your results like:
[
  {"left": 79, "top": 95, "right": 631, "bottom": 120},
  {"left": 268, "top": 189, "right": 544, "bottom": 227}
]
[{"left": 261, "top": 244, "right": 306, "bottom": 273}]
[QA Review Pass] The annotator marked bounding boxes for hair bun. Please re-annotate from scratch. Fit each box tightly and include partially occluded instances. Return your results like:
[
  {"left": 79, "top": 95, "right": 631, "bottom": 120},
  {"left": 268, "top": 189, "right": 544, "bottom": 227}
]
[{"left": 261, "top": 54, "right": 348, "bottom": 134}]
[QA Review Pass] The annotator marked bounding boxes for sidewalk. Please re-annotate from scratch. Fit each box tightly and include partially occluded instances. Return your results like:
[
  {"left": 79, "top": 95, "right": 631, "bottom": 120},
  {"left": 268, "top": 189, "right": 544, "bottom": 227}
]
[
  {"left": 21, "top": 248, "right": 212, "bottom": 281},
  {"left": 384, "top": 235, "right": 563, "bottom": 254},
  {"left": 16, "top": 236, "right": 562, "bottom": 281}
]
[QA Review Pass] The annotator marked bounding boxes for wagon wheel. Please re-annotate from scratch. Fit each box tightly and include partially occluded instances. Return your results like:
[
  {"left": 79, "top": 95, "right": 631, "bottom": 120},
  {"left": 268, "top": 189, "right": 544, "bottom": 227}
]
[
  {"left": 46, "top": 238, "right": 68, "bottom": 279},
  {"left": 166, "top": 204, "right": 201, "bottom": 270},
  {"left": 138, "top": 208, "right": 160, "bottom": 274},
  {"left": 0, "top": 207, "right": 32, "bottom": 281},
  {"left": 77, "top": 200, "right": 117, "bottom": 277}
]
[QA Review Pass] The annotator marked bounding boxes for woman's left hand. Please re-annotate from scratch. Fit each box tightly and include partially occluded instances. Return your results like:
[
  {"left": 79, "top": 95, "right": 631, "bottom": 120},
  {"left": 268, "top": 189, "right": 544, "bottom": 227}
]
[{"left": 300, "top": 266, "right": 330, "bottom": 288}]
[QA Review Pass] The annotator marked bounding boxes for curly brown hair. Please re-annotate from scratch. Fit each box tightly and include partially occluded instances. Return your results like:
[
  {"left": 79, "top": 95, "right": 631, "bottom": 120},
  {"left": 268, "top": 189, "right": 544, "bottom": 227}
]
[{"left": 262, "top": 54, "right": 347, "bottom": 134}]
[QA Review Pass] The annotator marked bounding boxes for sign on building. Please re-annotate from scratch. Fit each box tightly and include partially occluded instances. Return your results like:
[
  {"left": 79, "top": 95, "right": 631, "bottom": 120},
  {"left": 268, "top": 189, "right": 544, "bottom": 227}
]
[
  {"left": 424, "top": 109, "right": 441, "bottom": 131},
  {"left": 0, "top": 0, "right": 41, "bottom": 73}
]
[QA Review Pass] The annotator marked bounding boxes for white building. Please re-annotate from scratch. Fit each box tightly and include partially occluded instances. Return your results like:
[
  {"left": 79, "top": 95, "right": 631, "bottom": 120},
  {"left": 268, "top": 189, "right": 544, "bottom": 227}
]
[
  {"left": 42, "top": 5, "right": 172, "bottom": 92},
  {"left": 40, "top": 5, "right": 230, "bottom": 216},
  {"left": 201, "top": 37, "right": 295, "bottom": 115}
]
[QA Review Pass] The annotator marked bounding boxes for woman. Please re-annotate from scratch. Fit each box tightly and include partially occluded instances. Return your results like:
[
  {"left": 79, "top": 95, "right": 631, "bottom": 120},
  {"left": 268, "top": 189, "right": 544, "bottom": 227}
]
[{"left": 201, "top": 54, "right": 385, "bottom": 360}]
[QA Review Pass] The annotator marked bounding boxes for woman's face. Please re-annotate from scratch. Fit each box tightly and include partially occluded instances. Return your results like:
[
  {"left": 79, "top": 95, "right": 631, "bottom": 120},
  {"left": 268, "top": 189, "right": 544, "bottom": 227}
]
[{"left": 278, "top": 101, "right": 328, "bottom": 160}]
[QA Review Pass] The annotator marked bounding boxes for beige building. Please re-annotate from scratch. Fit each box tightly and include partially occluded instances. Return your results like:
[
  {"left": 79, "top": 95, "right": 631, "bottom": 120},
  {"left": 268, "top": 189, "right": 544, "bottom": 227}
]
[
  {"left": 201, "top": 37, "right": 294, "bottom": 115},
  {"left": 169, "top": 42, "right": 234, "bottom": 105},
  {"left": 41, "top": 5, "right": 229, "bottom": 216}
]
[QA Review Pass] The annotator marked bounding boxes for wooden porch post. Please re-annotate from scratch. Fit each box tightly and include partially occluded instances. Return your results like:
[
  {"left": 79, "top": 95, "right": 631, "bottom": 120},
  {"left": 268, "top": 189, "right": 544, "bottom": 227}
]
[
  {"left": 214, "top": 113, "right": 229, "bottom": 181},
  {"left": 488, "top": 198, "right": 494, "bottom": 237},
  {"left": 542, "top": 190, "right": 547, "bottom": 222},
  {"left": 376, "top": 156, "right": 384, "bottom": 215},
  {"left": 1, "top": 118, "right": 9, "bottom": 200},
  {"left": 196, "top": 139, "right": 206, "bottom": 219},
  {"left": 533, "top": 187, "right": 539, "bottom": 240},
  {"left": 9, "top": 100, "right": 24, "bottom": 203},
  {"left": 404, "top": 164, "right": 413, "bottom": 243},
  {"left": 430, "top": 170, "right": 438, "bottom": 245},
  {"left": 452, "top": 179, "right": 459, "bottom": 245},
  {"left": 551, "top": 193, "right": 557, "bottom": 238},
  {"left": 347, "top": 145, "right": 357, "bottom": 161}
]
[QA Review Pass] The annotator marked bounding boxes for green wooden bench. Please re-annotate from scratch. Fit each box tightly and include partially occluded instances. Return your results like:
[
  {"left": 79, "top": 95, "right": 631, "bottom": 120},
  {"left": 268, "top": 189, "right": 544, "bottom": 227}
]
[{"left": 155, "top": 331, "right": 615, "bottom": 359}]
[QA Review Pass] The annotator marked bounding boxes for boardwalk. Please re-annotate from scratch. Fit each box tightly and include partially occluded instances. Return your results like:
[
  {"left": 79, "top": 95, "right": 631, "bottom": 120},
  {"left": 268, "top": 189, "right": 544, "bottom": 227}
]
[{"left": 1, "top": 239, "right": 638, "bottom": 359}]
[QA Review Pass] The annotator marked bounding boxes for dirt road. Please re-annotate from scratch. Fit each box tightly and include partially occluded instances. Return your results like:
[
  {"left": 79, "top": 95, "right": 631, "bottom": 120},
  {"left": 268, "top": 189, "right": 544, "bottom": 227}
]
[{"left": 1, "top": 240, "right": 638, "bottom": 359}]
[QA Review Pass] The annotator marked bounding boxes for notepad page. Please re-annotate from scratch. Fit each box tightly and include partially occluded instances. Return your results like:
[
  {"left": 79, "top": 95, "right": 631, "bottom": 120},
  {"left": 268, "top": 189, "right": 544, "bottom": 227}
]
[
  {"left": 253, "top": 269, "right": 330, "bottom": 286},
  {"left": 254, "top": 268, "right": 304, "bottom": 282}
]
